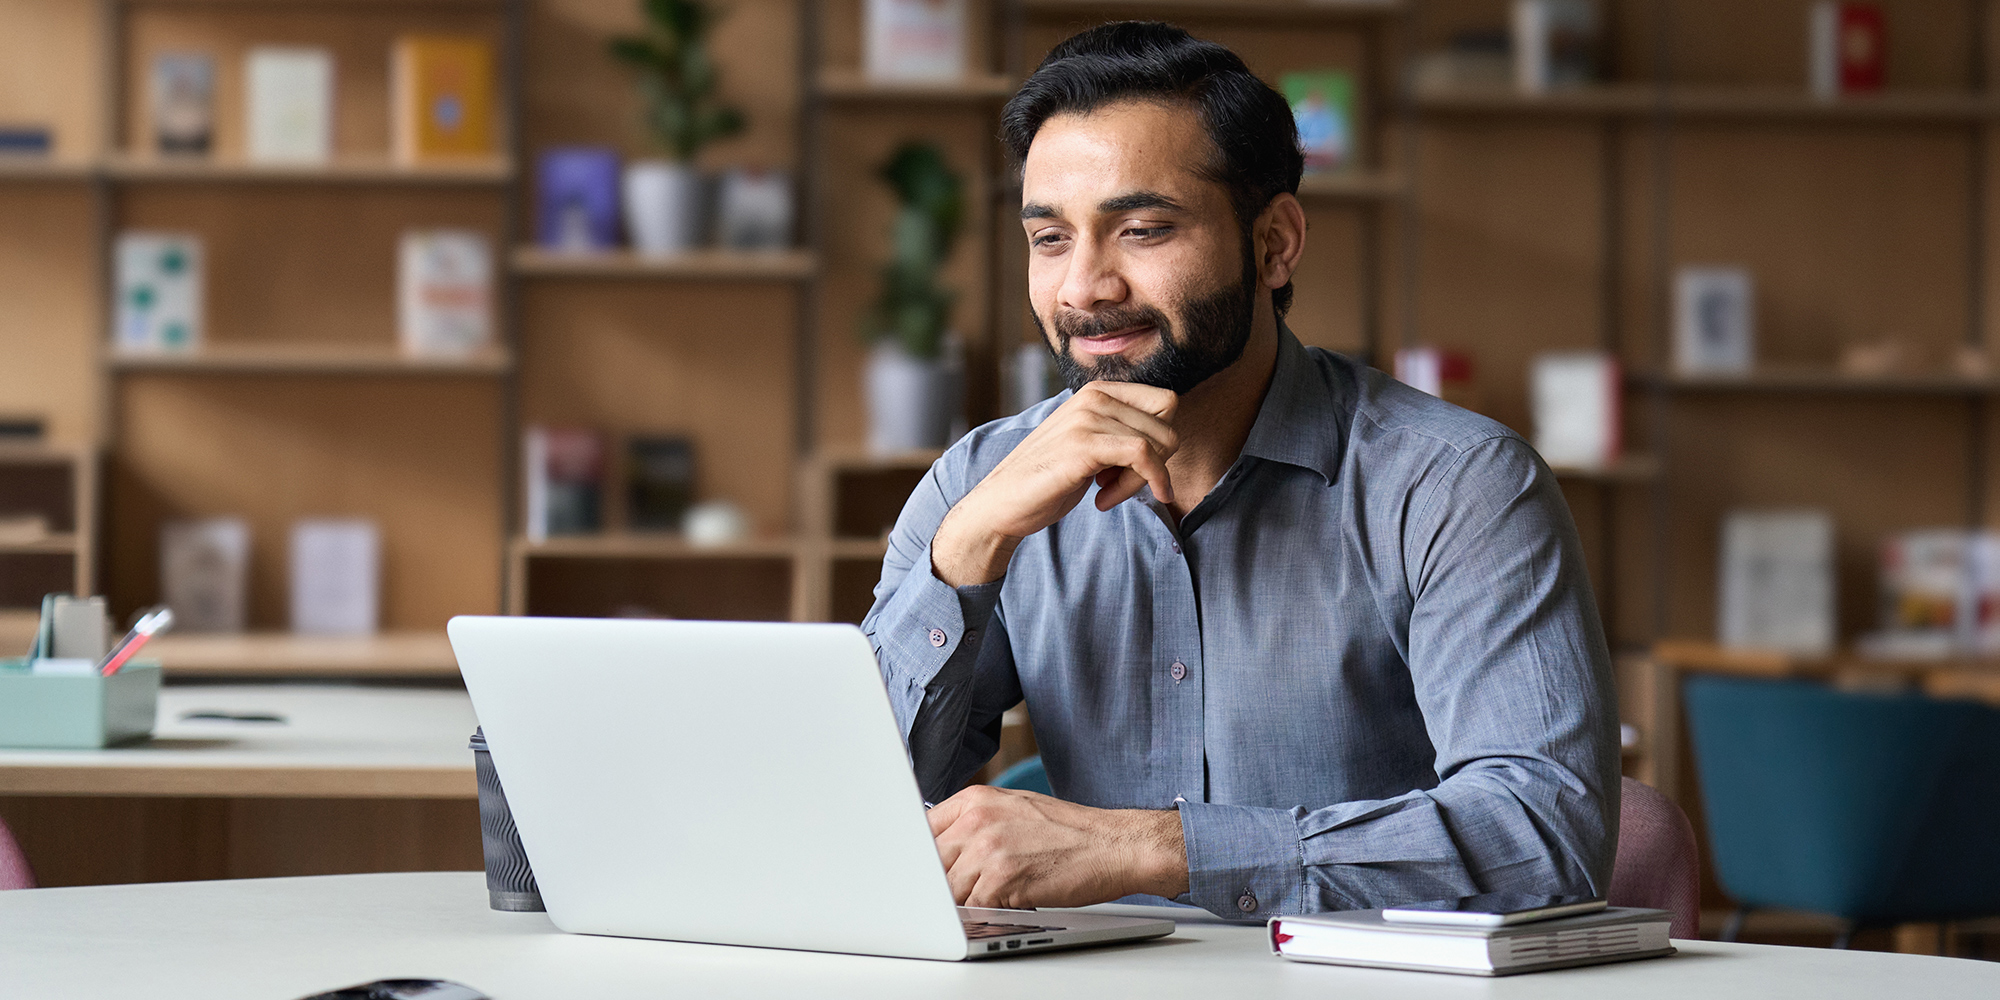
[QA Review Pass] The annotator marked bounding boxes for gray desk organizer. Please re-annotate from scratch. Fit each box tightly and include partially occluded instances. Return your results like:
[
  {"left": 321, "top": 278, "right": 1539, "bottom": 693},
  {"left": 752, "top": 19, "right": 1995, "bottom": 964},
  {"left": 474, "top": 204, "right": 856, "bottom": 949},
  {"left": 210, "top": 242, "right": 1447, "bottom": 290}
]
[{"left": 0, "top": 659, "right": 162, "bottom": 748}]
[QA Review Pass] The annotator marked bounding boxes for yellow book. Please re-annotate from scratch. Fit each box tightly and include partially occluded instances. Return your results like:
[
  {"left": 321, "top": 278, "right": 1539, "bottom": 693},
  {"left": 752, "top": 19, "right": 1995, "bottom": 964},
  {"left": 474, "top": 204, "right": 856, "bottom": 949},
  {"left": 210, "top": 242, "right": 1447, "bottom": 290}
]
[{"left": 392, "top": 35, "right": 496, "bottom": 164}]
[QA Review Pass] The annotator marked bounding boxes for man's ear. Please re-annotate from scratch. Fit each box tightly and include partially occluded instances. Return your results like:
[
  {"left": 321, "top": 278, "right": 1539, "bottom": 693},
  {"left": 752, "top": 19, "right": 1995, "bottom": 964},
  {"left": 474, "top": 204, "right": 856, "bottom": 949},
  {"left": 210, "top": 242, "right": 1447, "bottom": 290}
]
[{"left": 1254, "top": 193, "right": 1307, "bottom": 291}]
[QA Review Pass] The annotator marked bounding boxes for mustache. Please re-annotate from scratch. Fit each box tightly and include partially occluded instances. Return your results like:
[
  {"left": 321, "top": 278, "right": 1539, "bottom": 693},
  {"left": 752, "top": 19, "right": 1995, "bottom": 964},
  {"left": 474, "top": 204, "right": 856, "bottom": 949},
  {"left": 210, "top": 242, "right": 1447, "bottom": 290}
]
[{"left": 1052, "top": 305, "right": 1171, "bottom": 345}]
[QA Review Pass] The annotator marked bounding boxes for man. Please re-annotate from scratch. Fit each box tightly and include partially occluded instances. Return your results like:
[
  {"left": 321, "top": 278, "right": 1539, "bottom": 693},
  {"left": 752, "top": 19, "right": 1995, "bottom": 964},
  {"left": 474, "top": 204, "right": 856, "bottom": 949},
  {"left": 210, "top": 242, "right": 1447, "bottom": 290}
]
[{"left": 862, "top": 22, "right": 1619, "bottom": 920}]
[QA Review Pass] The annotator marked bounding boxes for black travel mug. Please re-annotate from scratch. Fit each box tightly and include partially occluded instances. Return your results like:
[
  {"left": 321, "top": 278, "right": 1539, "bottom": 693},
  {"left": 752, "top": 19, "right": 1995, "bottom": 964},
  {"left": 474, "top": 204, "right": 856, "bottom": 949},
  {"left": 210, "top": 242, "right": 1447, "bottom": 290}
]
[{"left": 469, "top": 727, "right": 544, "bottom": 911}]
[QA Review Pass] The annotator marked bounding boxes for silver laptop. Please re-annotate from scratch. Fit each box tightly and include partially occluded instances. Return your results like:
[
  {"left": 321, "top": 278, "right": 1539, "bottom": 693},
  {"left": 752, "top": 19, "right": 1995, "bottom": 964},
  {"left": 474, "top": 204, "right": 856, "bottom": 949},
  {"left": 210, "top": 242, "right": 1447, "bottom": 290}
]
[{"left": 448, "top": 615, "right": 1176, "bottom": 961}]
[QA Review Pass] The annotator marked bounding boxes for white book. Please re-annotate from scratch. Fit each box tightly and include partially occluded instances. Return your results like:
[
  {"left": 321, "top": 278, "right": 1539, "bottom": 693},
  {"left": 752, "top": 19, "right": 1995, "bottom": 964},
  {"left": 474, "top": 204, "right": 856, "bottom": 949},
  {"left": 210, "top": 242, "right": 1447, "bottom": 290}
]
[
  {"left": 1513, "top": 0, "right": 1599, "bottom": 94},
  {"left": 1271, "top": 907, "right": 1674, "bottom": 977},
  {"left": 398, "top": 229, "right": 493, "bottom": 356},
  {"left": 161, "top": 518, "right": 250, "bottom": 633},
  {"left": 290, "top": 518, "right": 379, "bottom": 636},
  {"left": 865, "top": 0, "right": 968, "bottom": 82},
  {"left": 246, "top": 46, "right": 333, "bottom": 163},
  {"left": 1719, "top": 509, "right": 1835, "bottom": 655},
  {"left": 1673, "top": 265, "right": 1755, "bottom": 375},
  {"left": 114, "top": 232, "right": 204, "bottom": 354},
  {"left": 49, "top": 595, "right": 109, "bottom": 661},
  {"left": 1531, "top": 351, "right": 1621, "bottom": 469}
]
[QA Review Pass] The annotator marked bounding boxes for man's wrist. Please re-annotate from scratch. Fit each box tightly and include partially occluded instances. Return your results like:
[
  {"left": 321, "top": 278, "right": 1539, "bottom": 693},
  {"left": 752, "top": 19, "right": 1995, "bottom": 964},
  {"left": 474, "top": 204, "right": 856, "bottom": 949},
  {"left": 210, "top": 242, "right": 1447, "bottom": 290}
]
[
  {"left": 1119, "top": 809, "right": 1190, "bottom": 900},
  {"left": 930, "top": 499, "right": 1021, "bottom": 587}
]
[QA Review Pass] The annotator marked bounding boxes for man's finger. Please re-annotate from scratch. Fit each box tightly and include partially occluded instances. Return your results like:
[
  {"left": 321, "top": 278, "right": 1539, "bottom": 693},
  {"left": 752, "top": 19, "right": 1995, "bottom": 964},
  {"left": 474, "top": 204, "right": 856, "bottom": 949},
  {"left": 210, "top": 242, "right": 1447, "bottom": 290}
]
[
  {"left": 1082, "top": 380, "right": 1179, "bottom": 420},
  {"left": 926, "top": 794, "right": 967, "bottom": 838},
  {"left": 1085, "top": 435, "right": 1174, "bottom": 507}
]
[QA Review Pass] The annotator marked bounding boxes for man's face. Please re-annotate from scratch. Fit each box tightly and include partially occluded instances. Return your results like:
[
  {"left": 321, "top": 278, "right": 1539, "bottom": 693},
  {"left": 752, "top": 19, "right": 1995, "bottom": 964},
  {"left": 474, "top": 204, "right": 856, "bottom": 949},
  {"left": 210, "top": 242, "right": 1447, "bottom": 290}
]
[{"left": 1020, "top": 100, "right": 1256, "bottom": 395}]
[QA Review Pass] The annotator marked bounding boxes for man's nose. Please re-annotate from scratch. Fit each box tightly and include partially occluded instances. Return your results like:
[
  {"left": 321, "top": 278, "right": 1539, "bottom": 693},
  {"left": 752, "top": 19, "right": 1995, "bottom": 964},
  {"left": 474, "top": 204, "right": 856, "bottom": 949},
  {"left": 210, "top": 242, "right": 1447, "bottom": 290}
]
[{"left": 1057, "top": 238, "right": 1128, "bottom": 313}]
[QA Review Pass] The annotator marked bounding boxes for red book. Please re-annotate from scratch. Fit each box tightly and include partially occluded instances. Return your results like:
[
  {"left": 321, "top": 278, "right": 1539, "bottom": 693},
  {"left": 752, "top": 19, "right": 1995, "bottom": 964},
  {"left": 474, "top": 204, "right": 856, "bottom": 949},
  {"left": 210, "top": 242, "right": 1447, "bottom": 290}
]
[{"left": 1838, "top": 4, "right": 1885, "bottom": 92}]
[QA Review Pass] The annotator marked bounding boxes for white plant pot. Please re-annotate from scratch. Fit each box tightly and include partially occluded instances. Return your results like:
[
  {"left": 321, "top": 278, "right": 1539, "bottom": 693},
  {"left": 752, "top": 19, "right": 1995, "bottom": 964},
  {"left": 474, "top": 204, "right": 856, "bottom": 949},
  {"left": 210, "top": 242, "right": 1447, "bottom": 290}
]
[
  {"left": 866, "top": 341, "right": 960, "bottom": 454},
  {"left": 622, "top": 160, "right": 704, "bottom": 255}
]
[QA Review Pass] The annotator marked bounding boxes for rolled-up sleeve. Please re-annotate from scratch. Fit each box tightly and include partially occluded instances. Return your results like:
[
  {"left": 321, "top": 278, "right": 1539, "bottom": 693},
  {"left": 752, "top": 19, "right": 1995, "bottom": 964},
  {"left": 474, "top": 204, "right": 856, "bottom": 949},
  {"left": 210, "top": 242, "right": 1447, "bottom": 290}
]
[
  {"left": 863, "top": 450, "right": 1017, "bottom": 802},
  {"left": 1177, "top": 436, "right": 1620, "bottom": 917}
]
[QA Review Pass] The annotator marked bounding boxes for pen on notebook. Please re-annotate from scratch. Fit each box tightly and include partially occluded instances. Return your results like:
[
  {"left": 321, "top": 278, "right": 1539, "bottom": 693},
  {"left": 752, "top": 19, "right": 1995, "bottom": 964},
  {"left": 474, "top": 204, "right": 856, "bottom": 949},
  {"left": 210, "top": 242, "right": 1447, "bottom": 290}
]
[{"left": 98, "top": 607, "right": 174, "bottom": 677}]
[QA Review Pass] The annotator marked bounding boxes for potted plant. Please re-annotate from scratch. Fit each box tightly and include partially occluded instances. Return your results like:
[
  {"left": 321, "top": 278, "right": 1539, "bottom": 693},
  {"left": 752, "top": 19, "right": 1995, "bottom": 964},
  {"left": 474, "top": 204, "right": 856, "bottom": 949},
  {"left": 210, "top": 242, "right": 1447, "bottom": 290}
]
[
  {"left": 609, "top": 0, "right": 745, "bottom": 254},
  {"left": 862, "top": 141, "right": 964, "bottom": 453}
]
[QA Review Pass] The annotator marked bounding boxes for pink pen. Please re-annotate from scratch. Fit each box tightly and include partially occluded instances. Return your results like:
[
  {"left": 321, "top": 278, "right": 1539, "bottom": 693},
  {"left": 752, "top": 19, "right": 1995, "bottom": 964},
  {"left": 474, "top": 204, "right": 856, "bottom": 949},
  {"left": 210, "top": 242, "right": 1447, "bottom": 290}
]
[{"left": 98, "top": 607, "right": 175, "bottom": 677}]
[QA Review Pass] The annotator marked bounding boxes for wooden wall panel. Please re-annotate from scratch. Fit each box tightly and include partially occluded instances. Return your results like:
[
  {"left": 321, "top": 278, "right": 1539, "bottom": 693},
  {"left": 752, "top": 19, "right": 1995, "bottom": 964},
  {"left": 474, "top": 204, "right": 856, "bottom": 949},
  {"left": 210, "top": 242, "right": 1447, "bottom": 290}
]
[
  {"left": 516, "top": 281, "right": 797, "bottom": 535},
  {"left": 1662, "top": 0, "right": 1975, "bottom": 89},
  {"left": 0, "top": 186, "right": 99, "bottom": 445},
  {"left": 1411, "top": 121, "right": 1606, "bottom": 435},
  {"left": 116, "top": 186, "right": 503, "bottom": 348},
  {"left": 107, "top": 376, "right": 504, "bottom": 627},
  {"left": 124, "top": 5, "right": 507, "bottom": 161},
  {"left": 0, "top": 0, "right": 103, "bottom": 162},
  {"left": 1663, "top": 397, "right": 1969, "bottom": 643},
  {"left": 1665, "top": 125, "right": 1972, "bottom": 367}
]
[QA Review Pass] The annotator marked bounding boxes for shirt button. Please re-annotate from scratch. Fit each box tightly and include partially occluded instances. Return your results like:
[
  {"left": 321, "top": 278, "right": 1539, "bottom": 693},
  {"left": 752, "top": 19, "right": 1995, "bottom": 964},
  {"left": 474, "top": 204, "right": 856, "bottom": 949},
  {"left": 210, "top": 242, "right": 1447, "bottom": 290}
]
[
  {"left": 1170, "top": 541, "right": 1182, "bottom": 554},
  {"left": 1170, "top": 661, "right": 1187, "bottom": 682},
  {"left": 1237, "top": 890, "right": 1259, "bottom": 913},
  {"left": 927, "top": 628, "right": 947, "bottom": 648}
]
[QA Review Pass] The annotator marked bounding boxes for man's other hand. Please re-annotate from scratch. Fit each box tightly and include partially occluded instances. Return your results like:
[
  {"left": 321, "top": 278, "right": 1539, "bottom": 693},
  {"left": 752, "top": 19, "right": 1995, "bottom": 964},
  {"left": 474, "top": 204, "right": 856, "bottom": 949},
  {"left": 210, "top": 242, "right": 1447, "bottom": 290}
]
[
  {"left": 926, "top": 784, "right": 1189, "bottom": 909},
  {"left": 931, "top": 382, "right": 1179, "bottom": 587}
]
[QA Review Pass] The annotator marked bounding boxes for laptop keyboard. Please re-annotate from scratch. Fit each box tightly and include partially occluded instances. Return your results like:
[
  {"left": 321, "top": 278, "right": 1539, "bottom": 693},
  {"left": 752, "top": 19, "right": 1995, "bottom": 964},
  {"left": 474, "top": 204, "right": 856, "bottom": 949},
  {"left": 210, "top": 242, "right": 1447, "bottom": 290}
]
[{"left": 963, "top": 920, "right": 1065, "bottom": 940}]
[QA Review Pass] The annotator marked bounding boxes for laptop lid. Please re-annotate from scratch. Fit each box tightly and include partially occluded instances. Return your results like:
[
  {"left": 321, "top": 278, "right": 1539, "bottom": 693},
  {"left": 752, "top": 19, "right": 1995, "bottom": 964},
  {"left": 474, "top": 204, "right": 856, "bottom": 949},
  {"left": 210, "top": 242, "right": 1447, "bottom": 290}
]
[{"left": 449, "top": 615, "right": 969, "bottom": 961}]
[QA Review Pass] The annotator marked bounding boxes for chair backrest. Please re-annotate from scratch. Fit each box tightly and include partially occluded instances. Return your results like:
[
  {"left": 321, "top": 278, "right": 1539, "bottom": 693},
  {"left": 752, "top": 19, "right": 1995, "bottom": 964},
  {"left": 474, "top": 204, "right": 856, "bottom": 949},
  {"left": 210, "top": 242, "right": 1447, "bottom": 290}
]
[
  {"left": 1608, "top": 776, "right": 1699, "bottom": 938},
  {"left": 1683, "top": 674, "right": 2000, "bottom": 923},
  {"left": 991, "top": 755, "right": 1052, "bottom": 796},
  {"left": 0, "top": 813, "right": 35, "bottom": 890}
]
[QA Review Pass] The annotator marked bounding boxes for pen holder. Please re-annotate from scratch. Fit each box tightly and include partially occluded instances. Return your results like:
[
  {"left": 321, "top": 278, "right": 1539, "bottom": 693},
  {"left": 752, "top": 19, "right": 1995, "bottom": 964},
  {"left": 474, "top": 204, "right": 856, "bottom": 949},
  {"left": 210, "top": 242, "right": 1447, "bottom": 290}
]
[
  {"left": 469, "top": 727, "right": 544, "bottom": 912},
  {"left": 0, "top": 659, "right": 161, "bottom": 748}
]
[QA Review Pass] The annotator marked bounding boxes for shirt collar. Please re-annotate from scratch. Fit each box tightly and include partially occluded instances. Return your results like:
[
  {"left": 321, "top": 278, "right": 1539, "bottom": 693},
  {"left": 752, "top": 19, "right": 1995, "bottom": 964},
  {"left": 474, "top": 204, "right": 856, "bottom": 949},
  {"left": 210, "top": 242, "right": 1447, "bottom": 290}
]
[{"left": 1237, "top": 323, "right": 1348, "bottom": 486}]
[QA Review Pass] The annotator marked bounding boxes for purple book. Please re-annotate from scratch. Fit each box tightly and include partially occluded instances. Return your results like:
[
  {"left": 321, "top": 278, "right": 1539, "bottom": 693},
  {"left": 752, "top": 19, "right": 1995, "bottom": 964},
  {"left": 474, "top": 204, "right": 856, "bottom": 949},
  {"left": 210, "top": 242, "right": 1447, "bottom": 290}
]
[{"left": 536, "top": 146, "right": 621, "bottom": 251}]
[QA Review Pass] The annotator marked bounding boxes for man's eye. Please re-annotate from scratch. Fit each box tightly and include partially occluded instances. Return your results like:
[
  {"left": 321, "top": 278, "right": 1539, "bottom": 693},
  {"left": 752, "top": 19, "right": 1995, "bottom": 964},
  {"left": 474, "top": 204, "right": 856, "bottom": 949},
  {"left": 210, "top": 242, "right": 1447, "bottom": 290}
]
[
  {"left": 1030, "top": 233, "right": 1070, "bottom": 249},
  {"left": 1124, "top": 226, "right": 1170, "bottom": 240}
]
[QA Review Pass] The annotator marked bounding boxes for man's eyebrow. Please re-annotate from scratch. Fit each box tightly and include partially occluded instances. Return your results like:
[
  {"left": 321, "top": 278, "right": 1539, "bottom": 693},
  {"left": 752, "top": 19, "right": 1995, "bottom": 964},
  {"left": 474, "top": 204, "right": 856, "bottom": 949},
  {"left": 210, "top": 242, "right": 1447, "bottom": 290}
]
[
  {"left": 1020, "top": 202, "right": 1059, "bottom": 221},
  {"left": 1098, "top": 191, "right": 1184, "bottom": 214}
]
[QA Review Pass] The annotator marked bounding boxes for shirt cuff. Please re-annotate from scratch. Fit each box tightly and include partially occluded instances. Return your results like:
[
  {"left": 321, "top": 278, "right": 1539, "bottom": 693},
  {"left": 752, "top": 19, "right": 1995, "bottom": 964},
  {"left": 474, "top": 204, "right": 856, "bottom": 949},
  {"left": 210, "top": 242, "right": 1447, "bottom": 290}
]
[
  {"left": 1178, "top": 801, "right": 1306, "bottom": 920},
  {"left": 876, "top": 541, "right": 1004, "bottom": 695}
]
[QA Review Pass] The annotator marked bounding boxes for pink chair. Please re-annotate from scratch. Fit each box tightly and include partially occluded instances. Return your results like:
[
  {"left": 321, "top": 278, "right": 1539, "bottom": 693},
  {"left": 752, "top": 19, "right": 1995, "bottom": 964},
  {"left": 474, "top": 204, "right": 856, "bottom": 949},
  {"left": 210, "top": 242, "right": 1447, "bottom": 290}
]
[
  {"left": 0, "top": 814, "right": 36, "bottom": 890},
  {"left": 1609, "top": 776, "right": 1699, "bottom": 938}
]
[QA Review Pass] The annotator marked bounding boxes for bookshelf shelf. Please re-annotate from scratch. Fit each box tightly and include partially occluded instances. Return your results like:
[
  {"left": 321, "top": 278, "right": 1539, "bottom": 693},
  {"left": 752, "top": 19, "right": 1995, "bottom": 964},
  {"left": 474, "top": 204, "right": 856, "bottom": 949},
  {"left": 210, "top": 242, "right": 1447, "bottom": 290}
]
[
  {"left": 1549, "top": 455, "right": 1660, "bottom": 483},
  {"left": 1415, "top": 85, "right": 2000, "bottom": 123},
  {"left": 107, "top": 344, "right": 513, "bottom": 376},
  {"left": 1296, "top": 171, "right": 1405, "bottom": 202},
  {"left": 0, "top": 159, "right": 96, "bottom": 182},
  {"left": 1021, "top": 0, "right": 1405, "bottom": 23},
  {"left": 510, "top": 247, "right": 817, "bottom": 281},
  {"left": 144, "top": 630, "right": 461, "bottom": 679},
  {"left": 1639, "top": 368, "right": 1998, "bottom": 395},
  {"left": 815, "top": 69, "right": 1016, "bottom": 103},
  {"left": 828, "top": 538, "right": 891, "bottom": 560},
  {"left": 0, "top": 533, "right": 79, "bottom": 556},
  {"left": 103, "top": 155, "right": 514, "bottom": 186},
  {"left": 513, "top": 534, "right": 801, "bottom": 560}
]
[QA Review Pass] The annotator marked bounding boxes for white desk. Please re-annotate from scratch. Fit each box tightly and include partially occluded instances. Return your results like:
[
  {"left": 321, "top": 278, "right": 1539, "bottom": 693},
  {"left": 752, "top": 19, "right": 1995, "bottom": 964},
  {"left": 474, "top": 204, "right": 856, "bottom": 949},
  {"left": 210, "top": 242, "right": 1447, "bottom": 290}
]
[
  {"left": 0, "top": 685, "right": 476, "bottom": 798},
  {"left": 1, "top": 872, "right": 1994, "bottom": 1000}
]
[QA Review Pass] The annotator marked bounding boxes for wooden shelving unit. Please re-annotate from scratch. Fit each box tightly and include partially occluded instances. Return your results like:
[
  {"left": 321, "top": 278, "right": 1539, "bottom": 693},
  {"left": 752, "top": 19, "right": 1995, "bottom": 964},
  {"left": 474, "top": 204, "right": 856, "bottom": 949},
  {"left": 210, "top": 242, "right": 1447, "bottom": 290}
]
[
  {"left": 1415, "top": 84, "right": 2000, "bottom": 122},
  {"left": 1642, "top": 368, "right": 2000, "bottom": 395},
  {"left": 815, "top": 68, "right": 1017, "bottom": 102},
  {"left": 0, "top": 444, "right": 98, "bottom": 619},
  {"left": 145, "top": 630, "right": 460, "bottom": 678},
  {"left": 511, "top": 246, "right": 817, "bottom": 281},
  {"left": 1020, "top": 0, "right": 1405, "bottom": 24},
  {"left": 1549, "top": 454, "right": 1660, "bottom": 483},
  {"left": 107, "top": 344, "right": 514, "bottom": 375},
  {"left": 101, "top": 155, "right": 514, "bottom": 185}
]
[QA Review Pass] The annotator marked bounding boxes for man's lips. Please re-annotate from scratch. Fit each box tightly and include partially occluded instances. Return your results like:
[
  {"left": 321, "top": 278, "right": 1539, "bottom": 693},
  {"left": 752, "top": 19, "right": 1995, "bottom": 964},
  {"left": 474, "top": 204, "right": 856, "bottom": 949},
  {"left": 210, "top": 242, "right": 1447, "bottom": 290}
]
[{"left": 1071, "top": 325, "right": 1157, "bottom": 356}]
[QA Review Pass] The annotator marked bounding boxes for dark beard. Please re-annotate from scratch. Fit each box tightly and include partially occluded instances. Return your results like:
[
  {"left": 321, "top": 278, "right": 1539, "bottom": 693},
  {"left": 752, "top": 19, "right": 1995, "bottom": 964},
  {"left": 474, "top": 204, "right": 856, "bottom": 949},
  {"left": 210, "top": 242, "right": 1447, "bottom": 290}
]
[{"left": 1037, "top": 254, "right": 1257, "bottom": 396}]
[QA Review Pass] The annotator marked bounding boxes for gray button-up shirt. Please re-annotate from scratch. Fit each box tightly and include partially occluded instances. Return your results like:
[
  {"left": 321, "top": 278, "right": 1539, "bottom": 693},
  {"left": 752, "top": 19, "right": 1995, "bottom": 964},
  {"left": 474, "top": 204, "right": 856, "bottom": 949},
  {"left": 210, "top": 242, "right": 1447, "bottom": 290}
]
[{"left": 864, "top": 329, "right": 1620, "bottom": 920}]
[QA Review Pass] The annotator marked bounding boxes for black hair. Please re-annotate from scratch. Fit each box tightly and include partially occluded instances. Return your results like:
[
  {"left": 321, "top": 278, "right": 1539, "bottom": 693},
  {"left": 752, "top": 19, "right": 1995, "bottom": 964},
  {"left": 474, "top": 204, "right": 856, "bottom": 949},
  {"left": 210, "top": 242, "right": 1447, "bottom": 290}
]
[{"left": 1001, "top": 21, "right": 1303, "bottom": 317}]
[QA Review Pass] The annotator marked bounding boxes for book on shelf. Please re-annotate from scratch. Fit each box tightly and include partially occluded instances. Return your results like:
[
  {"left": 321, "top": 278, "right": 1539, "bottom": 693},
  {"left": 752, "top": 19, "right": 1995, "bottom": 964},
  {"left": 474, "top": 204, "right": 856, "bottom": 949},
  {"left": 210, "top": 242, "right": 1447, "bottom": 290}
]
[
  {"left": 523, "top": 427, "right": 605, "bottom": 542},
  {"left": 150, "top": 52, "right": 214, "bottom": 156},
  {"left": 1718, "top": 509, "right": 1835, "bottom": 656},
  {"left": 398, "top": 229, "right": 493, "bottom": 357},
  {"left": 1531, "top": 351, "right": 1621, "bottom": 469},
  {"left": 114, "top": 232, "right": 203, "bottom": 354},
  {"left": 1270, "top": 907, "right": 1674, "bottom": 977},
  {"left": 161, "top": 517, "right": 249, "bottom": 633},
  {"left": 0, "top": 125, "right": 53, "bottom": 157},
  {"left": 1859, "top": 529, "right": 2000, "bottom": 658},
  {"left": 716, "top": 167, "right": 794, "bottom": 251},
  {"left": 1512, "top": 0, "right": 1600, "bottom": 94},
  {"left": 627, "top": 436, "right": 696, "bottom": 532},
  {"left": 1283, "top": 71, "right": 1358, "bottom": 175},
  {"left": 1673, "top": 266, "right": 1755, "bottom": 375},
  {"left": 536, "top": 147, "right": 623, "bottom": 252},
  {"left": 1809, "top": 2, "right": 1885, "bottom": 100},
  {"left": 392, "top": 35, "right": 497, "bottom": 165},
  {"left": 864, "top": 0, "right": 968, "bottom": 82},
  {"left": 1411, "top": 30, "right": 1515, "bottom": 94},
  {"left": 1394, "top": 347, "right": 1480, "bottom": 413},
  {"left": 290, "top": 518, "right": 379, "bottom": 637},
  {"left": 246, "top": 46, "right": 334, "bottom": 164}
]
